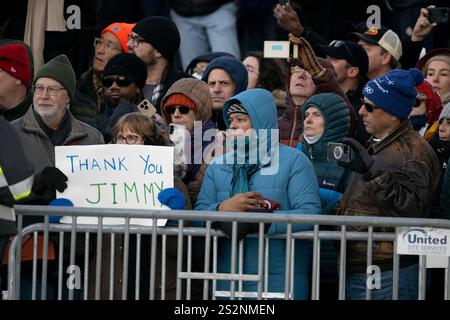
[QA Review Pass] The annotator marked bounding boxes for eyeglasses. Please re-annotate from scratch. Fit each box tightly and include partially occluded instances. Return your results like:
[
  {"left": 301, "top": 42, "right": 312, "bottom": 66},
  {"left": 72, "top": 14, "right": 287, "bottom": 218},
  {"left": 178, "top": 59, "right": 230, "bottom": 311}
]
[
  {"left": 363, "top": 101, "right": 378, "bottom": 113},
  {"left": 32, "top": 85, "right": 66, "bottom": 97},
  {"left": 414, "top": 98, "right": 426, "bottom": 108},
  {"left": 165, "top": 105, "right": 192, "bottom": 115},
  {"left": 93, "top": 37, "right": 121, "bottom": 52},
  {"left": 114, "top": 134, "right": 142, "bottom": 144},
  {"left": 290, "top": 66, "right": 311, "bottom": 79},
  {"left": 102, "top": 76, "right": 134, "bottom": 88},
  {"left": 329, "top": 40, "right": 358, "bottom": 67},
  {"left": 127, "top": 34, "right": 147, "bottom": 48}
]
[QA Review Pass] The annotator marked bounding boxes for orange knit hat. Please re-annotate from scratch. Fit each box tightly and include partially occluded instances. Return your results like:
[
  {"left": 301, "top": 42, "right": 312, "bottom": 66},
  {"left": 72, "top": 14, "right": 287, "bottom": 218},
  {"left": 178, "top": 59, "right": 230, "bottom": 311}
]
[
  {"left": 102, "top": 22, "right": 136, "bottom": 53},
  {"left": 163, "top": 93, "right": 197, "bottom": 112}
]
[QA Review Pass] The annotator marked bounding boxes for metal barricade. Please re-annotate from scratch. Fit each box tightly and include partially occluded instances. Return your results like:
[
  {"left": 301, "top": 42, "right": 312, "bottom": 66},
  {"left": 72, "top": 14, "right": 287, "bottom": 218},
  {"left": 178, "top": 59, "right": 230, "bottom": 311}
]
[{"left": 4, "top": 205, "right": 450, "bottom": 300}]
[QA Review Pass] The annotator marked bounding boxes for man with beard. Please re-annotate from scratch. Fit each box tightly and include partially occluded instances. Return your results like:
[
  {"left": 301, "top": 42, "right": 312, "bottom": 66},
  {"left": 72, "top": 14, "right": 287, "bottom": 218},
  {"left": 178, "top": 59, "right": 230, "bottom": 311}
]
[
  {"left": 13, "top": 54, "right": 104, "bottom": 174},
  {"left": 87, "top": 53, "right": 148, "bottom": 143},
  {"left": 127, "top": 16, "right": 187, "bottom": 114}
]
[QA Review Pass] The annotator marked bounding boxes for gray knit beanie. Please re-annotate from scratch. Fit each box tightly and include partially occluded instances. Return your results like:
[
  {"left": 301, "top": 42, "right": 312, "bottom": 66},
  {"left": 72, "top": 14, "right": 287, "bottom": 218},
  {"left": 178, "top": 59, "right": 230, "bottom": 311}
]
[
  {"left": 34, "top": 54, "right": 76, "bottom": 100},
  {"left": 439, "top": 102, "right": 450, "bottom": 121}
]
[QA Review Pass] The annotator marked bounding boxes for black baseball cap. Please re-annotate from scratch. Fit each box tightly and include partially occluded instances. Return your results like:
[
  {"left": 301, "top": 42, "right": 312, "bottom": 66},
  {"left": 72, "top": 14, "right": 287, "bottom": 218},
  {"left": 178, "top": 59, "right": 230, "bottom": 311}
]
[{"left": 318, "top": 40, "right": 369, "bottom": 76}]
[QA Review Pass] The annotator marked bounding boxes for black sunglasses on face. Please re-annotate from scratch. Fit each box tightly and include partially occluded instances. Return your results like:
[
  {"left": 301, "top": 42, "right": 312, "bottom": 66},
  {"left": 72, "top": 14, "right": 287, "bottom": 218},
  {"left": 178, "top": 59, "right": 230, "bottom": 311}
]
[
  {"left": 102, "top": 76, "right": 133, "bottom": 88},
  {"left": 363, "top": 101, "right": 378, "bottom": 112},
  {"left": 165, "top": 105, "right": 191, "bottom": 115}
]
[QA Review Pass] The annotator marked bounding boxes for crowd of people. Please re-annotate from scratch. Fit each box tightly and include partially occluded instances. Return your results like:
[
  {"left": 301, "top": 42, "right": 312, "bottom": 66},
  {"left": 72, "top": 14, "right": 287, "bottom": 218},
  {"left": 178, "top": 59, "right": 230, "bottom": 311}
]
[{"left": 1, "top": 1, "right": 450, "bottom": 300}]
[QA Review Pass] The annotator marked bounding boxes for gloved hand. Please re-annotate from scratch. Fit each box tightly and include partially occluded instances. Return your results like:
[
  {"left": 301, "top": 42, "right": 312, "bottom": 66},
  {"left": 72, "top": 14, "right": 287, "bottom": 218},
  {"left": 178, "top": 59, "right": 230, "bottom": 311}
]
[
  {"left": 337, "top": 137, "right": 375, "bottom": 176},
  {"left": 158, "top": 188, "right": 186, "bottom": 210},
  {"left": 288, "top": 34, "right": 325, "bottom": 77},
  {"left": 48, "top": 198, "right": 74, "bottom": 223},
  {"left": 32, "top": 167, "right": 68, "bottom": 195}
]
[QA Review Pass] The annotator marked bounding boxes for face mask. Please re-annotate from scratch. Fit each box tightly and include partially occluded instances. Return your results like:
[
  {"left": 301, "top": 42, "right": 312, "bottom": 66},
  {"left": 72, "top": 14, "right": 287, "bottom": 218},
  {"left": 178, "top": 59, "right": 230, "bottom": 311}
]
[
  {"left": 410, "top": 115, "right": 427, "bottom": 131},
  {"left": 303, "top": 133, "right": 323, "bottom": 145}
]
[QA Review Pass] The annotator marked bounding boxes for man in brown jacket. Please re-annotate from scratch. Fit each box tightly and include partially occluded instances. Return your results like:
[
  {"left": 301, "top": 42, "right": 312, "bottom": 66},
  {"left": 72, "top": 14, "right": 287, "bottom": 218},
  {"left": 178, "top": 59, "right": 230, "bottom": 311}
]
[{"left": 337, "top": 68, "right": 440, "bottom": 300}]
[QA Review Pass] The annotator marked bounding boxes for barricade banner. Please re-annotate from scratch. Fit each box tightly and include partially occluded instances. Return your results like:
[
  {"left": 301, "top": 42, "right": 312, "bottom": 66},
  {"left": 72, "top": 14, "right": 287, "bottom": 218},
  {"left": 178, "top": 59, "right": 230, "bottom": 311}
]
[
  {"left": 396, "top": 227, "right": 450, "bottom": 257},
  {"left": 55, "top": 144, "right": 174, "bottom": 226}
]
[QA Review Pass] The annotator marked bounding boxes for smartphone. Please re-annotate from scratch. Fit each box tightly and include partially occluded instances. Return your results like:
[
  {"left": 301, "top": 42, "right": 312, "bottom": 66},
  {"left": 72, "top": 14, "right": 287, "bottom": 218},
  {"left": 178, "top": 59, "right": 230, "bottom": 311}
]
[
  {"left": 327, "top": 142, "right": 352, "bottom": 163},
  {"left": 428, "top": 7, "right": 449, "bottom": 24},
  {"left": 263, "top": 41, "right": 299, "bottom": 59},
  {"left": 137, "top": 99, "right": 157, "bottom": 117},
  {"left": 279, "top": 0, "right": 289, "bottom": 6}
]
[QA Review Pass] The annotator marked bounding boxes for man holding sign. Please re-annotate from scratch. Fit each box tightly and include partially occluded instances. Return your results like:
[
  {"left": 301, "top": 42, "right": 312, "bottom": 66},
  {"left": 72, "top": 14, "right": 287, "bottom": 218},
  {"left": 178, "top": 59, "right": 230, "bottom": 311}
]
[{"left": 13, "top": 54, "right": 104, "bottom": 185}]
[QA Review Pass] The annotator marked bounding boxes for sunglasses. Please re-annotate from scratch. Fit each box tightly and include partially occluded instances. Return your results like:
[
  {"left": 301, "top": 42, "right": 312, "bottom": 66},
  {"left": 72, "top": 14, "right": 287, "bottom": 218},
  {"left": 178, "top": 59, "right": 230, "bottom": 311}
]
[
  {"left": 363, "top": 101, "right": 378, "bottom": 113},
  {"left": 102, "top": 76, "right": 133, "bottom": 88},
  {"left": 165, "top": 105, "right": 192, "bottom": 115}
]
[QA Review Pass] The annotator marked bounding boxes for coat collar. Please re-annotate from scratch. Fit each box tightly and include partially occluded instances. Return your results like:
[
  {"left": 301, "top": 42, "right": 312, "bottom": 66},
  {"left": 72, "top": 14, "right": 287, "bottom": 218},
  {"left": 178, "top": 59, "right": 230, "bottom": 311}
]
[
  {"left": 370, "top": 119, "right": 413, "bottom": 154},
  {"left": 22, "top": 107, "right": 88, "bottom": 145}
]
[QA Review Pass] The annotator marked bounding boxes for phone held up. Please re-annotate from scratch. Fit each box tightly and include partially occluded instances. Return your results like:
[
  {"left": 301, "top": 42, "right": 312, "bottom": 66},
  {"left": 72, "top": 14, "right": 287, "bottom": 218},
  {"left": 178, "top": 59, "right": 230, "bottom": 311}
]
[
  {"left": 327, "top": 142, "right": 352, "bottom": 163},
  {"left": 428, "top": 7, "right": 449, "bottom": 24},
  {"left": 263, "top": 41, "right": 299, "bottom": 59}
]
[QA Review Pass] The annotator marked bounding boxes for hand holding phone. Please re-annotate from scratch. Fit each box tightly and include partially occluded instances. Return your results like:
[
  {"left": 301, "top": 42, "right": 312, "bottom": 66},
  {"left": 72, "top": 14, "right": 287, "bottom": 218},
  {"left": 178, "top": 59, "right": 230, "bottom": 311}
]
[{"left": 428, "top": 7, "right": 449, "bottom": 24}]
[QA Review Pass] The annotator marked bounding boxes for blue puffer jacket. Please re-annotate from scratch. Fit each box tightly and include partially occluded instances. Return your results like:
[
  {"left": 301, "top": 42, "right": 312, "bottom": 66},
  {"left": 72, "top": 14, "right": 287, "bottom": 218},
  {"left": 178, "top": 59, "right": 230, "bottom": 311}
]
[{"left": 195, "top": 88, "right": 321, "bottom": 299}]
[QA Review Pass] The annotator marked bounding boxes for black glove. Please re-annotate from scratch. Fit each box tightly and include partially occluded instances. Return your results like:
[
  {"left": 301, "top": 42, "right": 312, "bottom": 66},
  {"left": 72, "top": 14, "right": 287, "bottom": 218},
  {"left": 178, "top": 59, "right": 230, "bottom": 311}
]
[
  {"left": 337, "top": 137, "right": 374, "bottom": 176},
  {"left": 32, "top": 167, "right": 68, "bottom": 195}
]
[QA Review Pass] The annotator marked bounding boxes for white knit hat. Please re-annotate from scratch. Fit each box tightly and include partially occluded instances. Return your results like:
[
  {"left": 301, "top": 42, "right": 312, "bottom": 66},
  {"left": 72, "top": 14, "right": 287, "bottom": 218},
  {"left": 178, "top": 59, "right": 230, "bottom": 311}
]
[{"left": 439, "top": 102, "right": 450, "bottom": 121}]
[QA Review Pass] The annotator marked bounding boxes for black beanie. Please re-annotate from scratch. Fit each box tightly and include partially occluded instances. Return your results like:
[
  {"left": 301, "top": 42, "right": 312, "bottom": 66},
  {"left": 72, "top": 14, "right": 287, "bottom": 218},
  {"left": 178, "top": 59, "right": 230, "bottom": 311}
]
[
  {"left": 132, "top": 16, "right": 180, "bottom": 63},
  {"left": 103, "top": 53, "right": 148, "bottom": 89},
  {"left": 34, "top": 54, "right": 76, "bottom": 99}
]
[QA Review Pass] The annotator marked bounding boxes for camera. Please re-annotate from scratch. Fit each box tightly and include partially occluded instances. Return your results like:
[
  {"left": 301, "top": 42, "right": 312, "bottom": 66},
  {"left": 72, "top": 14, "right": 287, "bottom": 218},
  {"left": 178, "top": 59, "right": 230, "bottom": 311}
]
[
  {"left": 327, "top": 142, "right": 351, "bottom": 163},
  {"left": 428, "top": 7, "right": 449, "bottom": 24}
]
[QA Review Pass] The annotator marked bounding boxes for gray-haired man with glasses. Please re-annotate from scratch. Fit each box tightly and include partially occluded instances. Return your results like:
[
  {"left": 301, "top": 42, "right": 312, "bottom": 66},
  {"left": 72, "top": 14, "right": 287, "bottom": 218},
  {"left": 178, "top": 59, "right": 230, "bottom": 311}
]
[{"left": 13, "top": 55, "right": 104, "bottom": 174}]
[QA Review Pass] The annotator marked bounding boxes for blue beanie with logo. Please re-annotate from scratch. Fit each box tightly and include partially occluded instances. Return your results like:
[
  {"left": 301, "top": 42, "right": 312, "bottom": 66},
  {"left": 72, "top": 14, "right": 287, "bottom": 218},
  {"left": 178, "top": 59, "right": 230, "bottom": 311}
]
[
  {"left": 362, "top": 68, "right": 424, "bottom": 120},
  {"left": 201, "top": 56, "right": 248, "bottom": 94}
]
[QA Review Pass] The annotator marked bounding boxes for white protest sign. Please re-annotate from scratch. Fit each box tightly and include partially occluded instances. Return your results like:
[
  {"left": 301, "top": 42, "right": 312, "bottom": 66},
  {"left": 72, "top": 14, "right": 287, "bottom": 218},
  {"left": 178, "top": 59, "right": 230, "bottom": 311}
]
[
  {"left": 396, "top": 227, "right": 450, "bottom": 257},
  {"left": 55, "top": 145, "right": 174, "bottom": 226}
]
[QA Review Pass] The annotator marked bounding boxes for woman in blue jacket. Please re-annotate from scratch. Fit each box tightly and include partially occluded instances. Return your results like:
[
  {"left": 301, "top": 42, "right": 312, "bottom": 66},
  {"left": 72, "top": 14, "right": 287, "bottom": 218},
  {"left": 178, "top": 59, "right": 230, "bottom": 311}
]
[{"left": 195, "top": 88, "right": 321, "bottom": 299}]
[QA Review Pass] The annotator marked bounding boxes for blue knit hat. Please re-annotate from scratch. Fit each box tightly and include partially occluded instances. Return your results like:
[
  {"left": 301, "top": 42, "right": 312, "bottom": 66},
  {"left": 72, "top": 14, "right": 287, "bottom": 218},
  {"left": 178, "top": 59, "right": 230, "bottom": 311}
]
[
  {"left": 201, "top": 56, "right": 248, "bottom": 94},
  {"left": 362, "top": 68, "right": 424, "bottom": 120}
]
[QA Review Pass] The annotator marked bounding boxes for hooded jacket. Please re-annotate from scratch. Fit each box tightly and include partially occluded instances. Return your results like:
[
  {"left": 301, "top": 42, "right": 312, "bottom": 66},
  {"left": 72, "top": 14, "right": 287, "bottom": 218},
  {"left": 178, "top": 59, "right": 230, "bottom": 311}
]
[
  {"left": 278, "top": 58, "right": 355, "bottom": 147},
  {"left": 195, "top": 88, "right": 321, "bottom": 299},
  {"left": 300, "top": 93, "right": 351, "bottom": 215},
  {"left": 161, "top": 78, "right": 217, "bottom": 203},
  {"left": 201, "top": 56, "right": 248, "bottom": 130}
]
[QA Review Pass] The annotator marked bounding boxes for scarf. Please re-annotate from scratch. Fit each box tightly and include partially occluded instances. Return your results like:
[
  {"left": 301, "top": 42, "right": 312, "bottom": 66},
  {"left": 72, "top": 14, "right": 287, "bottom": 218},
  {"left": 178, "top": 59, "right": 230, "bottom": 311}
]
[{"left": 229, "top": 134, "right": 269, "bottom": 196}]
